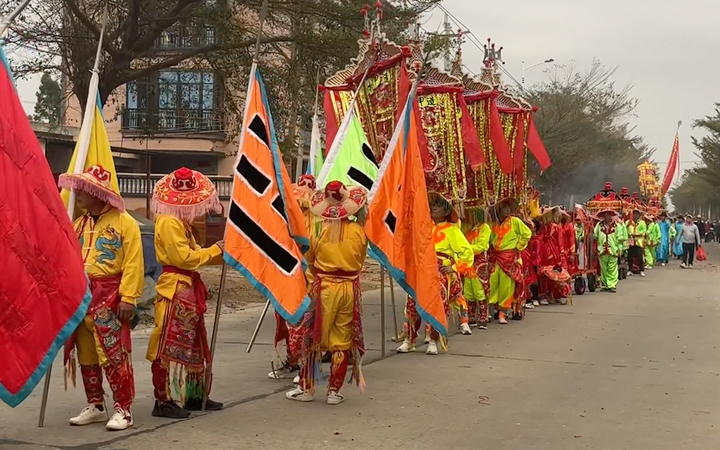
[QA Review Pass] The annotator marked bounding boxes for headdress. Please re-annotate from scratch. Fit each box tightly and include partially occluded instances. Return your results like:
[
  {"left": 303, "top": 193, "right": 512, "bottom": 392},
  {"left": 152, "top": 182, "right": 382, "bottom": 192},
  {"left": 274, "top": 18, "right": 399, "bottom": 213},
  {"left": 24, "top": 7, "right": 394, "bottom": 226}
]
[
  {"left": 152, "top": 167, "right": 222, "bottom": 222},
  {"left": 310, "top": 180, "right": 367, "bottom": 220},
  {"left": 58, "top": 164, "right": 125, "bottom": 212}
]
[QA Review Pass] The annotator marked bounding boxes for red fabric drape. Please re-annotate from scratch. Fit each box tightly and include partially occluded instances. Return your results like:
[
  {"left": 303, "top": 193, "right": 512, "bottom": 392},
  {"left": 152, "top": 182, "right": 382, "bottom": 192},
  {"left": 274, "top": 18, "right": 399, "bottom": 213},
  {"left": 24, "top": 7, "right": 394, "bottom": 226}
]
[
  {"left": 489, "top": 101, "right": 513, "bottom": 174},
  {"left": 527, "top": 114, "right": 552, "bottom": 171},
  {"left": 456, "top": 93, "right": 484, "bottom": 170},
  {"left": 513, "top": 112, "right": 526, "bottom": 187},
  {"left": 323, "top": 89, "right": 339, "bottom": 155}
]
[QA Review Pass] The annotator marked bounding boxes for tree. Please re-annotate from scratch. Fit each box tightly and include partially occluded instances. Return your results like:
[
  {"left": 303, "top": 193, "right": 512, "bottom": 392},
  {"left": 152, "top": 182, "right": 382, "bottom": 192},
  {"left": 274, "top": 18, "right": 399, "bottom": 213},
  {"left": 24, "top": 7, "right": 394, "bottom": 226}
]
[
  {"left": 32, "top": 72, "right": 62, "bottom": 125},
  {"left": 1, "top": 0, "right": 440, "bottom": 114},
  {"left": 527, "top": 61, "right": 654, "bottom": 204}
]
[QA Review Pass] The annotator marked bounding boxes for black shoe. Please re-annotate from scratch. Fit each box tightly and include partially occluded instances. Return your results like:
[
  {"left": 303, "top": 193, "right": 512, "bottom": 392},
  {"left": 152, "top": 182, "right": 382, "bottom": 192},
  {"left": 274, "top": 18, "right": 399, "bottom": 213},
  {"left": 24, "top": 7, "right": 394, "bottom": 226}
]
[
  {"left": 185, "top": 398, "right": 224, "bottom": 411},
  {"left": 152, "top": 400, "right": 191, "bottom": 419},
  {"left": 322, "top": 352, "right": 332, "bottom": 363},
  {"left": 512, "top": 312, "right": 523, "bottom": 321}
]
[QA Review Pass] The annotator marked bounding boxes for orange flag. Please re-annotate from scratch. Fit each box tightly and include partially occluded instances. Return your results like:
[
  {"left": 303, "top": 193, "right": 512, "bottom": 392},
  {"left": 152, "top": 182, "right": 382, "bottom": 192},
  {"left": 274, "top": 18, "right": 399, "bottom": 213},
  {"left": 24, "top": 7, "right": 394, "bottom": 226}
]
[
  {"left": 224, "top": 64, "right": 310, "bottom": 325},
  {"left": 364, "top": 85, "right": 447, "bottom": 335}
]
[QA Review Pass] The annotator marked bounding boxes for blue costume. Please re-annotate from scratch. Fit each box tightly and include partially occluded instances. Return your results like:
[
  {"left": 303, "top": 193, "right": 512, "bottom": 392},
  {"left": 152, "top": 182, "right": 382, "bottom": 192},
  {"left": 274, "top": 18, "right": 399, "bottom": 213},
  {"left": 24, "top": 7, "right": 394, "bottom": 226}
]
[
  {"left": 673, "top": 221, "right": 684, "bottom": 259},
  {"left": 656, "top": 219, "right": 673, "bottom": 264}
]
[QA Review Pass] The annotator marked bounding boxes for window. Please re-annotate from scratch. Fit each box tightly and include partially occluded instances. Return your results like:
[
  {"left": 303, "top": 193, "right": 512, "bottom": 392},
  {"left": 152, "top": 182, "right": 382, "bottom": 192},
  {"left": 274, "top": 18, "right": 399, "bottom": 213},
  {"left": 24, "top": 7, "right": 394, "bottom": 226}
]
[{"left": 123, "top": 70, "right": 223, "bottom": 133}]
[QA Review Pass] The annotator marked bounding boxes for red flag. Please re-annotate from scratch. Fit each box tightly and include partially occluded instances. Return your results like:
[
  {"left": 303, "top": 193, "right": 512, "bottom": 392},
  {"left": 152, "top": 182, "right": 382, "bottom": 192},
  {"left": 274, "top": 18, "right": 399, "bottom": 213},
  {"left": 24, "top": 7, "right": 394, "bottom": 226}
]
[
  {"left": 365, "top": 86, "right": 447, "bottom": 335},
  {"left": 323, "top": 89, "right": 339, "bottom": 155},
  {"left": 527, "top": 113, "right": 552, "bottom": 171},
  {"left": 0, "top": 48, "right": 90, "bottom": 407},
  {"left": 662, "top": 132, "right": 680, "bottom": 195},
  {"left": 489, "top": 100, "right": 513, "bottom": 174}
]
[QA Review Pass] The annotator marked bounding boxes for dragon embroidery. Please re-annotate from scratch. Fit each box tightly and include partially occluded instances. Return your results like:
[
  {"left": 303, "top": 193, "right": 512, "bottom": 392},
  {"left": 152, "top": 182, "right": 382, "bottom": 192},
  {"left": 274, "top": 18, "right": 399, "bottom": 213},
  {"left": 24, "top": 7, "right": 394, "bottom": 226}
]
[{"left": 95, "top": 227, "right": 122, "bottom": 266}]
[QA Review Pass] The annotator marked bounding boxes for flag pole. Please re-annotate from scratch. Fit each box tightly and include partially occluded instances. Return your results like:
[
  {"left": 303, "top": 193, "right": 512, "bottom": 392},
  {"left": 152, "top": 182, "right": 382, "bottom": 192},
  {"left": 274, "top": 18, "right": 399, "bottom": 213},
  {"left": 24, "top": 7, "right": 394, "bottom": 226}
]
[
  {"left": 380, "top": 267, "right": 386, "bottom": 356},
  {"left": 38, "top": 5, "right": 108, "bottom": 427},
  {"left": 389, "top": 274, "right": 399, "bottom": 340},
  {"left": 0, "top": 0, "right": 32, "bottom": 38},
  {"left": 202, "top": 0, "right": 270, "bottom": 411}
]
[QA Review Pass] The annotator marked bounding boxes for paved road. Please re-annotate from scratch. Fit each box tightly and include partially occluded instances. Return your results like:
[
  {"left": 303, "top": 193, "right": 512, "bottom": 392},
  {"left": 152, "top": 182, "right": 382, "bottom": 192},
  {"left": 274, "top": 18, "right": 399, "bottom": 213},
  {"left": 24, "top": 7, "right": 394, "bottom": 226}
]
[{"left": 2, "top": 254, "right": 719, "bottom": 449}]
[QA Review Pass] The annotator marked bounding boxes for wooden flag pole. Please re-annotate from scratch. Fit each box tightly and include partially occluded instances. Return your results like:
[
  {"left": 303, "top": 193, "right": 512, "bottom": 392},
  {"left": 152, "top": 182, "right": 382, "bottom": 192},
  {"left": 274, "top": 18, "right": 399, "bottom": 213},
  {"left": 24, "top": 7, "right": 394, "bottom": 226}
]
[
  {"left": 380, "top": 267, "right": 386, "bottom": 356},
  {"left": 201, "top": 0, "right": 270, "bottom": 411},
  {"left": 246, "top": 299, "right": 271, "bottom": 353},
  {"left": 38, "top": 5, "right": 108, "bottom": 427}
]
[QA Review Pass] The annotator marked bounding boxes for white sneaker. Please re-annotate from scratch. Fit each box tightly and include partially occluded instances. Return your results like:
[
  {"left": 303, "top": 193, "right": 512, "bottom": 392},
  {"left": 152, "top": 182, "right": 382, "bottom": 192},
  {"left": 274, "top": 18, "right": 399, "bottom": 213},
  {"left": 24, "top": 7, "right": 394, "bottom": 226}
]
[
  {"left": 525, "top": 302, "right": 535, "bottom": 309},
  {"left": 426, "top": 340, "right": 439, "bottom": 355},
  {"left": 532, "top": 300, "right": 540, "bottom": 307},
  {"left": 539, "top": 299, "right": 549, "bottom": 306},
  {"left": 559, "top": 298, "right": 568, "bottom": 305},
  {"left": 326, "top": 391, "right": 345, "bottom": 405},
  {"left": 640, "top": 272, "right": 646, "bottom": 277},
  {"left": 69, "top": 404, "right": 107, "bottom": 426},
  {"left": 628, "top": 271, "right": 633, "bottom": 276},
  {"left": 460, "top": 323, "right": 473, "bottom": 335},
  {"left": 396, "top": 339, "right": 415, "bottom": 353},
  {"left": 680, "top": 262, "right": 687, "bottom": 268},
  {"left": 106, "top": 409, "right": 133, "bottom": 431},
  {"left": 423, "top": 335, "right": 431, "bottom": 344},
  {"left": 285, "top": 387, "right": 313, "bottom": 402},
  {"left": 268, "top": 365, "right": 298, "bottom": 380},
  {"left": 293, "top": 375, "right": 300, "bottom": 385},
  {"left": 477, "top": 323, "right": 488, "bottom": 330},
  {"left": 661, "top": 262, "right": 666, "bottom": 267}
]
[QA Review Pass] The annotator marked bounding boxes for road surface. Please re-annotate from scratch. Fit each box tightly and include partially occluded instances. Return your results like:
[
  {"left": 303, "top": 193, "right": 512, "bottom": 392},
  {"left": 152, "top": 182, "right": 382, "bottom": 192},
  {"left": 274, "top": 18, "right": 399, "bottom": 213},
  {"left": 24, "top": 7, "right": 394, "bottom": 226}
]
[{"left": 1, "top": 254, "right": 719, "bottom": 449}]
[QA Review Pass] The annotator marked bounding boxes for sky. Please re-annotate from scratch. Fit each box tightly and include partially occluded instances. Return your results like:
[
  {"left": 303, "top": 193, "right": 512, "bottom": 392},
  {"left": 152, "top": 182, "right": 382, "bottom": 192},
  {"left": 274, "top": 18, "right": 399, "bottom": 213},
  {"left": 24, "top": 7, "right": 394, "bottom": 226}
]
[
  {"left": 12, "top": 0, "right": 720, "bottom": 185},
  {"left": 420, "top": 0, "right": 720, "bottom": 184}
]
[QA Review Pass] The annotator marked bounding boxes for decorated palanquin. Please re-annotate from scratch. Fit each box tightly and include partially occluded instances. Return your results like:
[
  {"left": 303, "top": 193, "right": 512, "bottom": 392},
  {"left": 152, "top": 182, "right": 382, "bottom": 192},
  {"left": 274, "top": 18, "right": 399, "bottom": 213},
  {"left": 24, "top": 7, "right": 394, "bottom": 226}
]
[
  {"left": 322, "top": 3, "right": 412, "bottom": 163},
  {"left": 637, "top": 161, "right": 661, "bottom": 203},
  {"left": 587, "top": 182, "right": 623, "bottom": 215},
  {"left": 454, "top": 37, "right": 551, "bottom": 211},
  {"left": 323, "top": 4, "right": 484, "bottom": 205}
]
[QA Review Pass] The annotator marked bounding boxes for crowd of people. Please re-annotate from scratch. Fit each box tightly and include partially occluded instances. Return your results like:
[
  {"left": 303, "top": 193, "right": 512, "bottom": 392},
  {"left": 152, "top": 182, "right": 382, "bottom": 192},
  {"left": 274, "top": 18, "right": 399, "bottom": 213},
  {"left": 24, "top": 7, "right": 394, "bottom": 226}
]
[{"left": 57, "top": 166, "right": 708, "bottom": 431}]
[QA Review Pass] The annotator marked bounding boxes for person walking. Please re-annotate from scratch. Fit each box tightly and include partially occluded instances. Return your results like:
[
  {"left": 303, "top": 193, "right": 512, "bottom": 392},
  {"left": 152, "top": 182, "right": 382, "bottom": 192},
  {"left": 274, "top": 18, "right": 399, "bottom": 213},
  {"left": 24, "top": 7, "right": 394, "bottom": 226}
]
[{"left": 680, "top": 215, "right": 701, "bottom": 268}]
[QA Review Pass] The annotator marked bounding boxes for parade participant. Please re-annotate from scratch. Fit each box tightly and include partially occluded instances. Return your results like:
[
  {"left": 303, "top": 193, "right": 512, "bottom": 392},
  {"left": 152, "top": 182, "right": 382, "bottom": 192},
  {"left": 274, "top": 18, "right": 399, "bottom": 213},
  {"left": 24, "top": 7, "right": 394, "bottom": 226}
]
[
  {"left": 268, "top": 174, "right": 317, "bottom": 381},
  {"left": 560, "top": 208, "right": 578, "bottom": 277},
  {"left": 397, "top": 193, "right": 473, "bottom": 353},
  {"left": 489, "top": 198, "right": 532, "bottom": 324},
  {"left": 147, "top": 168, "right": 224, "bottom": 419},
  {"left": 594, "top": 209, "right": 621, "bottom": 293},
  {"left": 655, "top": 213, "right": 676, "bottom": 266},
  {"left": 286, "top": 181, "right": 368, "bottom": 404},
  {"left": 680, "top": 215, "right": 701, "bottom": 268},
  {"left": 626, "top": 209, "right": 647, "bottom": 276},
  {"left": 644, "top": 215, "right": 661, "bottom": 269},
  {"left": 522, "top": 219, "right": 541, "bottom": 309},
  {"left": 536, "top": 206, "right": 563, "bottom": 304},
  {"left": 59, "top": 165, "right": 143, "bottom": 430},
  {"left": 462, "top": 209, "right": 492, "bottom": 328},
  {"left": 673, "top": 216, "right": 685, "bottom": 259}
]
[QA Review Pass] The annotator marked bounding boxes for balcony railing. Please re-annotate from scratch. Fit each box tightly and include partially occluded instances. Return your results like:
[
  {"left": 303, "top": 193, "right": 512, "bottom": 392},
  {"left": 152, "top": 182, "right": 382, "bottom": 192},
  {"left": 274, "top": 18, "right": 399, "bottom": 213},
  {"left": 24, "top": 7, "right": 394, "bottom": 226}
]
[
  {"left": 121, "top": 108, "right": 225, "bottom": 134},
  {"left": 118, "top": 173, "right": 233, "bottom": 200}
]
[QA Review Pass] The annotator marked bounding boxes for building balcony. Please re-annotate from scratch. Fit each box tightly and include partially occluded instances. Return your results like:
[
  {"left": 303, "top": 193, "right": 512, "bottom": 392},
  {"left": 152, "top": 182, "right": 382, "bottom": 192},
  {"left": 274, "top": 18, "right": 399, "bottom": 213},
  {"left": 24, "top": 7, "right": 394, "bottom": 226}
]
[
  {"left": 121, "top": 108, "right": 225, "bottom": 137},
  {"left": 118, "top": 172, "right": 233, "bottom": 200}
]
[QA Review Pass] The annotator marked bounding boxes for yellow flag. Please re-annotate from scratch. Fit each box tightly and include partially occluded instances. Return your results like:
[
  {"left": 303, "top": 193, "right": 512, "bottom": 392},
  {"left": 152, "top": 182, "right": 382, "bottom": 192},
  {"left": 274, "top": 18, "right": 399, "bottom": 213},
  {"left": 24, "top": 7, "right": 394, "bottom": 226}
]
[{"left": 60, "top": 94, "right": 119, "bottom": 207}]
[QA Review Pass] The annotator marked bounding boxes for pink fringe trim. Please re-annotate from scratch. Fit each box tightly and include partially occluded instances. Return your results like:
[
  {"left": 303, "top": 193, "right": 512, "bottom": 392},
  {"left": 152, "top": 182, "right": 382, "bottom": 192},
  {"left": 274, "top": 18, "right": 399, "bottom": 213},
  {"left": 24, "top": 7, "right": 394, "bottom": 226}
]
[
  {"left": 152, "top": 194, "right": 222, "bottom": 223},
  {"left": 59, "top": 175, "right": 125, "bottom": 212}
]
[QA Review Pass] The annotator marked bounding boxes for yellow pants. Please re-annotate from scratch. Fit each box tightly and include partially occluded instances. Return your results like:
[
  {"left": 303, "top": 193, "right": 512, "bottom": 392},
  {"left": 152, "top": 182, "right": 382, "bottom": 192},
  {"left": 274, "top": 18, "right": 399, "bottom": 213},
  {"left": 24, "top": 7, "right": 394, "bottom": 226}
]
[
  {"left": 146, "top": 296, "right": 169, "bottom": 362},
  {"left": 317, "top": 278, "right": 355, "bottom": 352},
  {"left": 77, "top": 315, "right": 109, "bottom": 366}
]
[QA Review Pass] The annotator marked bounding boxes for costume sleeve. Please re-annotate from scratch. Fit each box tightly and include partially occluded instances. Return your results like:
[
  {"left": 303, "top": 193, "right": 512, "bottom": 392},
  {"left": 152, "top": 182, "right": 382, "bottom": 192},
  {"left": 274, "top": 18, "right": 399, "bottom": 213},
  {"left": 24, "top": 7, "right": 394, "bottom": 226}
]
[
  {"left": 514, "top": 218, "right": 532, "bottom": 252},
  {"left": 304, "top": 228, "right": 317, "bottom": 286},
  {"left": 466, "top": 225, "right": 491, "bottom": 254},
  {"left": 669, "top": 224, "right": 677, "bottom": 239},
  {"left": 156, "top": 215, "right": 222, "bottom": 271},
  {"left": 448, "top": 227, "right": 474, "bottom": 273},
  {"left": 119, "top": 217, "right": 145, "bottom": 305},
  {"left": 636, "top": 221, "right": 647, "bottom": 236},
  {"left": 594, "top": 222, "right": 601, "bottom": 240}
]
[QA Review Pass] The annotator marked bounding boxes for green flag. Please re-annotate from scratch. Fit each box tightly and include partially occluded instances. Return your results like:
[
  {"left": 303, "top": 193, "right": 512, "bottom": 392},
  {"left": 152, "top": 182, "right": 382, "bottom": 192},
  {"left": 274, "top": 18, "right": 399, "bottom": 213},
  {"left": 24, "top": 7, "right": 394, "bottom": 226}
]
[{"left": 316, "top": 109, "right": 378, "bottom": 190}]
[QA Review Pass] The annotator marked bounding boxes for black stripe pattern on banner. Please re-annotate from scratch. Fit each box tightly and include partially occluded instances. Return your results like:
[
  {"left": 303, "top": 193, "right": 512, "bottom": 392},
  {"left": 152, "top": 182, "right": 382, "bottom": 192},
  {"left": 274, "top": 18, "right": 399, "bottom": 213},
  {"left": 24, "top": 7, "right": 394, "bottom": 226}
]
[
  {"left": 228, "top": 201, "right": 299, "bottom": 274},
  {"left": 347, "top": 166, "right": 374, "bottom": 191},
  {"left": 362, "top": 143, "right": 379, "bottom": 167},
  {"left": 236, "top": 155, "right": 271, "bottom": 195},
  {"left": 248, "top": 115, "right": 270, "bottom": 148},
  {"left": 271, "top": 194, "right": 287, "bottom": 222},
  {"left": 384, "top": 210, "right": 397, "bottom": 234}
]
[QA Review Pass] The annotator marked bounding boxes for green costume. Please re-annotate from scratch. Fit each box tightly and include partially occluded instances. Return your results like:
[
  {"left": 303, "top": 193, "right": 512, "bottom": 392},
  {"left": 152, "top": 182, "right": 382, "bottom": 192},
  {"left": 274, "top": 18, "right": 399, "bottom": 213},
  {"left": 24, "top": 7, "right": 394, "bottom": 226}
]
[
  {"left": 489, "top": 217, "right": 532, "bottom": 309},
  {"left": 463, "top": 223, "right": 492, "bottom": 301},
  {"left": 575, "top": 223, "right": 585, "bottom": 243},
  {"left": 644, "top": 221, "right": 661, "bottom": 268},
  {"left": 594, "top": 220, "right": 622, "bottom": 290},
  {"left": 627, "top": 219, "right": 647, "bottom": 248}
]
